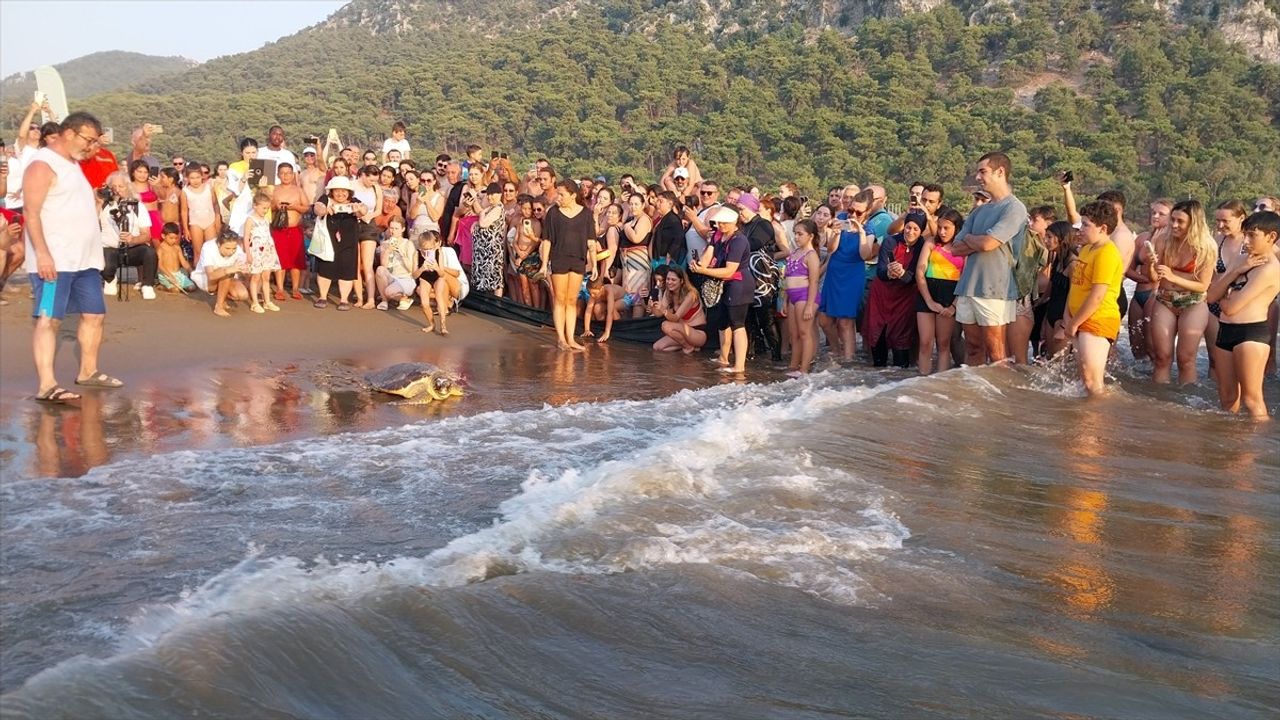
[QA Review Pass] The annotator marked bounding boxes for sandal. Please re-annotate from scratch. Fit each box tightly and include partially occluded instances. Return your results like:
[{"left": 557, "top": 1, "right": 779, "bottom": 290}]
[
  {"left": 291, "top": 291, "right": 303, "bottom": 300},
  {"left": 313, "top": 299, "right": 328, "bottom": 309},
  {"left": 337, "top": 302, "right": 351, "bottom": 311},
  {"left": 75, "top": 371, "right": 124, "bottom": 388},
  {"left": 273, "top": 290, "right": 287, "bottom": 301},
  {"left": 36, "top": 386, "right": 81, "bottom": 405},
  {"left": 376, "top": 301, "right": 389, "bottom": 311}
]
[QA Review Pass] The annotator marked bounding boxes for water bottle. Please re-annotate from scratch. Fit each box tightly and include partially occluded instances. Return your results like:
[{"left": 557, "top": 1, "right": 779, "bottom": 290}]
[{"left": 37, "top": 278, "right": 56, "bottom": 318}]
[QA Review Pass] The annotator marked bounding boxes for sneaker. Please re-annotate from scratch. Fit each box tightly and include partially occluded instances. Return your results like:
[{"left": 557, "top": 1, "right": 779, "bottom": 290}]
[
  {"left": 376, "top": 301, "right": 389, "bottom": 311},
  {"left": 397, "top": 297, "right": 413, "bottom": 311},
  {"left": 140, "top": 285, "right": 157, "bottom": 300},
  {"left": 103, "top": 279, "right": 118, "bottom": 296}
]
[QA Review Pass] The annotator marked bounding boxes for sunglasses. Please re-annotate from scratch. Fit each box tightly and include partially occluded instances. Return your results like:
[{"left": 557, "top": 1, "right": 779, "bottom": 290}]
[{"left": 699, "top": 190, "right": 715, "bottom": 196}]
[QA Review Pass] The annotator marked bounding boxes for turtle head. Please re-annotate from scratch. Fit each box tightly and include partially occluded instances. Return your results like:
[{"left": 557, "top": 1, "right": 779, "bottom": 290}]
[{"left": 427, "top": 372, "right": 463, "bottom": 401}]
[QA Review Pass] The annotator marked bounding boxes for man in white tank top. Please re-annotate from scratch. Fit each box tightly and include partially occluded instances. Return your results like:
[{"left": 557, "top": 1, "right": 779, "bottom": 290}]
[{"left": 24, "top": 112, "right": 123, "bottom": 404}]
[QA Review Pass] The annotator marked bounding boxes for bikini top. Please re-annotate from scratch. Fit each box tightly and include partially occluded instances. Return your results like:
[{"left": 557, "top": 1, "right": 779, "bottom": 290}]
[
  {"left": 926, "top": 244, "right": 964, "bottom": 281},
  {"left": 137, "top": 185, "right": 157, "bottom": 203},
  {"left": 785, "top": 248, "right": 812, "bottom": 278},
  {"left": 681, "top": 297, "right": 700, "bottom": 322}
]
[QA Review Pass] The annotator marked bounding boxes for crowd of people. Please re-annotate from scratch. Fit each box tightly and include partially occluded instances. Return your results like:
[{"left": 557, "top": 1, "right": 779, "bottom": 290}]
[{"left": 2, "top": 106, "right": 1278, "bottom": 419}]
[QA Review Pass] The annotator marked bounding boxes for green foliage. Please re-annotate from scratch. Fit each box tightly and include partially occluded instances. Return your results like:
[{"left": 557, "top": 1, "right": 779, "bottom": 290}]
[{"left": 5, "top": 2, "right": 1277, "bottom": 219}]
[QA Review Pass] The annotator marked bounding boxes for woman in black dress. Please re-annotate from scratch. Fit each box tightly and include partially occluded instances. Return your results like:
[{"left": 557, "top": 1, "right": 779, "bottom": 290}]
[
  {"left": 312, "top": 176, "right": 364, "bottom": 310},
  {"left": 539, "top": 179, "right": 595, "bottom": 350}
]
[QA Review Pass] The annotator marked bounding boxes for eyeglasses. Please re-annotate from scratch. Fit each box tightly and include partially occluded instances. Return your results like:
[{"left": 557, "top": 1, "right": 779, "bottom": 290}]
[
  {"left": 503, "top": 187, "right": 517, "bottom": 193},
  {"left": 75, "top": 131, "right": 101, "bottom": 147}
]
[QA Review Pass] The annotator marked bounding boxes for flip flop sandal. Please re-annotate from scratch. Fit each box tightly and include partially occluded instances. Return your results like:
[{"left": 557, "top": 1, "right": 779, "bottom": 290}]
[
  {"left": 273, "top": 290, "right": 287, "bottom": 301},
  {"left": 36, "top": 386, "right": 81, "bottom": 405},
  {"left": 76, "top": 372, "right": 124, "bottom": 388},
  {"left": 313, "top": 299, "right": 329, "bottom": 309},
  {"left": 337, "top": 302, "right": 351, "bottom": 311},
  {"left": 291, "top": 291, "right": 303, "bottom": 300}
]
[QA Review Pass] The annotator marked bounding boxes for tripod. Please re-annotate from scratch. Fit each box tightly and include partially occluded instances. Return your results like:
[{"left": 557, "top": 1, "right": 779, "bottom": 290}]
[{"left": 109, "top": 200, "right": 137, "bottom": 302}]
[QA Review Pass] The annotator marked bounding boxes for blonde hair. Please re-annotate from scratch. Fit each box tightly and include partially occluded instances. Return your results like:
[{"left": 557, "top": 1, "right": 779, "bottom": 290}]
[{"left": 1168, "top": 199, "right": 1216, "bottom": 273}]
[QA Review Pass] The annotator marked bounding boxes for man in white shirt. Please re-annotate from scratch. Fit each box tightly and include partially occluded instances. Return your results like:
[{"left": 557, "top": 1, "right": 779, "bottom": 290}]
[
  {"left": 255, "top": 125, "right": 297, "bottom": 185},
  {"left": 25, "top": 112, "right": 121, "bottom": 404}
]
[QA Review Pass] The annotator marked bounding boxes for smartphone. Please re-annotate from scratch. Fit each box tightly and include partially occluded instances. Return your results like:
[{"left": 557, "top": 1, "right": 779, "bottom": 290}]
[
  {"left": 327, "top": 128, "right": 340, "bottom": 145},
  {"left": 101, "top": 128, "right": 114, "bottom": 145},
  {"left": 33, "top": 90, "right": 46, "bottom": 105},
  {"left": 1062, "top": 170, "right": 1074, "bottom": 184}
]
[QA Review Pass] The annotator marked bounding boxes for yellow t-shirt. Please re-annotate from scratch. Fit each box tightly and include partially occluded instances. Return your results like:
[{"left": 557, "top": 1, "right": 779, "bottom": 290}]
[{"left": 1067, "top": 241, "right": 1123, "bottom": 339}]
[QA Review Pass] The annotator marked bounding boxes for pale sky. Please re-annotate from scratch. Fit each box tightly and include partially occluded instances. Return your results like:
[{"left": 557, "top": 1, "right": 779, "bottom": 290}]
[{"left": 0, "top": 0, "right": 349, "bottom": 77}]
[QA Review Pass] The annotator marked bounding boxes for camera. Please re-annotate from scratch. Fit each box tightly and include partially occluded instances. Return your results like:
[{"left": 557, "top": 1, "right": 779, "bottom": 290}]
[
  {"left": 306, "top": 135, "right": 319, "bottom": 145},
  {"left": 97, "top": 185, "right": 117, "bottom": 203}
]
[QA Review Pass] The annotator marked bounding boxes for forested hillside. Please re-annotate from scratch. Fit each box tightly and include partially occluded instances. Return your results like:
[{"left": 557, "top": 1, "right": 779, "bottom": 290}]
[
  {"left": 0, "top": 51, "right": 196, "bottom": 101},
  {"left": 5, "top": 0, "right": 1278, "bottom": 210}
]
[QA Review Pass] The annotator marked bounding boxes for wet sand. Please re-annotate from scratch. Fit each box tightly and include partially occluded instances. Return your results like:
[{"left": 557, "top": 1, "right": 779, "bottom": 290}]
[
  {"left": 0, "top": 281, "right": 550, "bottom": 478},
  {"left": 0, "top": 280, "right": 748, "bottom": 479}
]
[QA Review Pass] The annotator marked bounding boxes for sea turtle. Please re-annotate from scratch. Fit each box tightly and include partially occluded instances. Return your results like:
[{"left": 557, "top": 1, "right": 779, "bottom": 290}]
[{"left": 366, "top": 362, "right": 464, "bottom": 403}]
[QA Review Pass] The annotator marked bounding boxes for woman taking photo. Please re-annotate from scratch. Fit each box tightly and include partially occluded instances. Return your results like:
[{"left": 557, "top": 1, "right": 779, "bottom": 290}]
[
  {"left": 1148, "top": 199, "right": 1216, "bottom": 385},
  {"left": 128, "top": 160, "right": 161, "bottom": 243},
  {"left": 311, "top": 176, "right": 364, "bottom": 310},
  {"left": 225, "top": 138, "right": 260, "bottom": 239},
  {"left": 415, "top": 229, "right": 468, "bottom": 336},
  {"left": 471, "top": 182, "right": 508, "bottom": 295},
  {"left": 692, "top": 206, "right": 755, "bottom": 374},
  {"left": 621, "top": 192, "right": 653, "bottom": 316},
  {"left": 864, "top": 210, "right": 925, "bottom": 368},
  {"left": 650, "top": 265, "right": 707, "bottom": 353},
  {"left": 540, "top": 179, "right": 595, "bottom": 351}
]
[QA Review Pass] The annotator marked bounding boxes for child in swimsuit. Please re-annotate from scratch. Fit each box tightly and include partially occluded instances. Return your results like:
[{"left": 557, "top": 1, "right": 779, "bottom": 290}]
[
  {"left": 1205, "top": 210, "right": 1280, "bottom": 419},
  {"left": 783, "top": 219, "right": 822, "bottom": 375},
  {"left": 915, "top": 207, "right": 965, "bottom": 374}
]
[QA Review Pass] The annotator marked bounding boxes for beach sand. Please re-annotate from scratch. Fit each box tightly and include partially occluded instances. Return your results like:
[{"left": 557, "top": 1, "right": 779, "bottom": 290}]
[{"left": 0, "top": 280, "right": 542, "bottom": 478}]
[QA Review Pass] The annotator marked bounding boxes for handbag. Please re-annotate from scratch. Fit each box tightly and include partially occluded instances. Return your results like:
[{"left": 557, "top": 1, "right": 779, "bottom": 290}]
[
  {"left": 700, "top": 278, "right": 724, "bottom": 307},
  {"left": 308, "top": 217, "right": 334, "bottom": 262},
  {"left": 270, "top": 205, "right": 289, "bottom": 231}
]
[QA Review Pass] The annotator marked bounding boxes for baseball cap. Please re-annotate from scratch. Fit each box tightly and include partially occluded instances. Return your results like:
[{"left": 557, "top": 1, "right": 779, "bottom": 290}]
[
  {"left": 302, "top": 146, "right": 316, "bottom": 155},
  {"left": 673, "top": 167, "right": 690, "bottom": 179}
]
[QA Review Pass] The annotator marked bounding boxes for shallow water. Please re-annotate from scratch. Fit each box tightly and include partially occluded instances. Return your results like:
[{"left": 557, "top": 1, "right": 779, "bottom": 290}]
[{"left": 1, "top": 336, "right": 1278, "bottom": 718}]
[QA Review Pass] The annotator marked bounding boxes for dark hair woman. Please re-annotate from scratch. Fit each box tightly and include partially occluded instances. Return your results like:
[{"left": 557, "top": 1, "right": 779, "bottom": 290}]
[{"left": 540, "top": 178, "right": 595, "bottom": 350}]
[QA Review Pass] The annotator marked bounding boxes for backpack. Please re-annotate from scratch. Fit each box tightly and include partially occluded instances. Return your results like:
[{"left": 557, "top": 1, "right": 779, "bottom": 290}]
[{"left": 1005, "top": 229, "right": 1048, "bottom": 301}]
